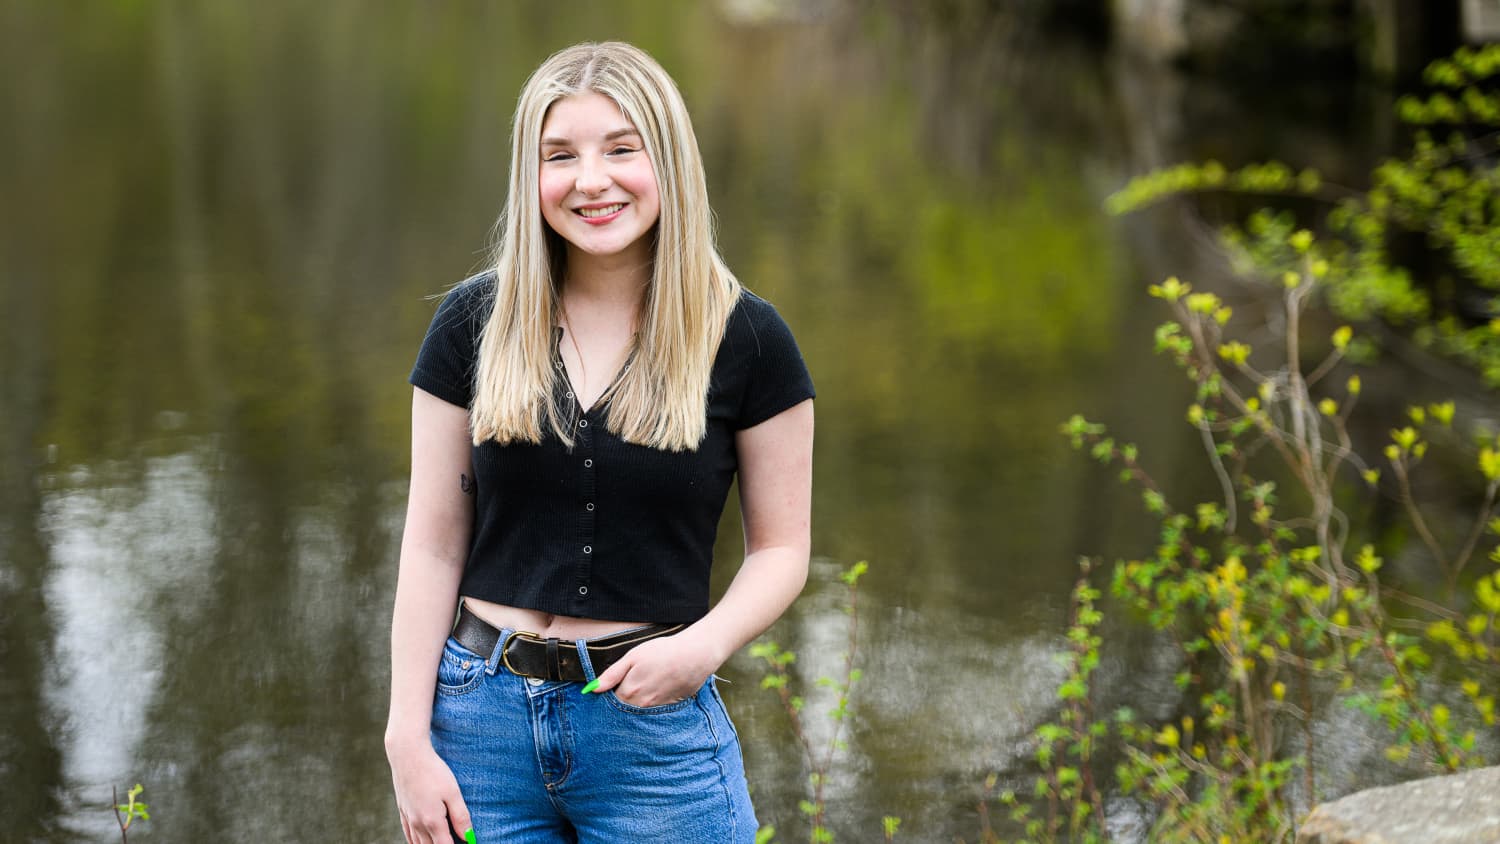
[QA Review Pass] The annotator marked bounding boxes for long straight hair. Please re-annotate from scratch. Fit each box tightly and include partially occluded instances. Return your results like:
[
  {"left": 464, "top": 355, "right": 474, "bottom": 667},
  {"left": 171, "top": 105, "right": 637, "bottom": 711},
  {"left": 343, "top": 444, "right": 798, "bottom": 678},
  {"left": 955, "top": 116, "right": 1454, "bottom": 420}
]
[{"left": 470, "top": 41, "right": 741, "bottom": 452}]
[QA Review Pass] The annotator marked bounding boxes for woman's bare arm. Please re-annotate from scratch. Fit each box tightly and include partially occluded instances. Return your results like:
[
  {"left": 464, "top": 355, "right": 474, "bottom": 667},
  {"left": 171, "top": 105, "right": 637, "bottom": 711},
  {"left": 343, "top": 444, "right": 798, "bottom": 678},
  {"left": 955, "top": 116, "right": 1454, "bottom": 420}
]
[{"left": 386, "top": 388, "right": 475, "bottom": 844}]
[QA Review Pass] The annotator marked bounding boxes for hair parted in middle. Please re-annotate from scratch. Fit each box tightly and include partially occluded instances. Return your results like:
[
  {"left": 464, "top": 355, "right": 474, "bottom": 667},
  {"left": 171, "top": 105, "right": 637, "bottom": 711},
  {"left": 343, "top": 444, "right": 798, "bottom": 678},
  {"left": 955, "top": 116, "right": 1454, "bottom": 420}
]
[{"left": 470, "top": 40, "right": 742, "bottom": 452}]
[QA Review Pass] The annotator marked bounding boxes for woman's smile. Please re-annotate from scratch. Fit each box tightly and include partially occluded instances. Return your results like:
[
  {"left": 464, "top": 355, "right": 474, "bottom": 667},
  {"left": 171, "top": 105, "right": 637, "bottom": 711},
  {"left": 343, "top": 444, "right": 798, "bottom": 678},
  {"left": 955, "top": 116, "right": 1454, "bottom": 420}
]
[{"left": 575, "top": 202, "right": 628, "bottom": 223}]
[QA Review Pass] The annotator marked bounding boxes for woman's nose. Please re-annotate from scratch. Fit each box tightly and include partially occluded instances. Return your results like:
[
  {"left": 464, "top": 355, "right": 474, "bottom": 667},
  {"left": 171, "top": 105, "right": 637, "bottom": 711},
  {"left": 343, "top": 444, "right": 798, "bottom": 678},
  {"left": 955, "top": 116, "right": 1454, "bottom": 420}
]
[{"left": 576, "top": 156, "right": 611, "bottom": 195}]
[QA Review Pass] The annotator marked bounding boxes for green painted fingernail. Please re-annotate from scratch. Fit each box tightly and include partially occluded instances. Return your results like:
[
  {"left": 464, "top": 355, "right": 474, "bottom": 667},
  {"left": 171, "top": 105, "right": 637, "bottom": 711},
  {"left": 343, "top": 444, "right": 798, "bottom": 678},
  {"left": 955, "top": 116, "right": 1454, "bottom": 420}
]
[
  {"left": 580, "top": 678, "right": 600, "bottom": 695},
  {"left": 466, "top": 828, "right": 476, "bottom": 844}
]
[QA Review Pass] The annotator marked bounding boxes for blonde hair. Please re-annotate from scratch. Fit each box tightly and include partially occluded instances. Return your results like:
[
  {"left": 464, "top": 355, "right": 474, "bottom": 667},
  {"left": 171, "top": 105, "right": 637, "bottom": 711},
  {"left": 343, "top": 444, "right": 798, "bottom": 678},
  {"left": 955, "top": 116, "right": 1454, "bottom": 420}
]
[{"left": 470, "top": 41, "right": 741, "bottom": 452}]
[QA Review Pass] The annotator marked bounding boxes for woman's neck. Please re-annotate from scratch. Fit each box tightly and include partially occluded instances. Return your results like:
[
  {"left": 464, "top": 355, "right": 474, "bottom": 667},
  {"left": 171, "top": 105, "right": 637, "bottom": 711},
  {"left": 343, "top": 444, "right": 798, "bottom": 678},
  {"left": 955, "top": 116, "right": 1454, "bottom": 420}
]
[{"left": 562, "top": 241, "right": 652, "bottom": 309}]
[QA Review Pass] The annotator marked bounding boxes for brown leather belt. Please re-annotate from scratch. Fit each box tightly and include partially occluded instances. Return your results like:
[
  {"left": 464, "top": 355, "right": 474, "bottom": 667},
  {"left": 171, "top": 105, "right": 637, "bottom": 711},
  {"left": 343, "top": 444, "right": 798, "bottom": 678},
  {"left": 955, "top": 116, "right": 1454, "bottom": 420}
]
[{"left": 451, "top": 605, "right": 683, "bottom": 682}]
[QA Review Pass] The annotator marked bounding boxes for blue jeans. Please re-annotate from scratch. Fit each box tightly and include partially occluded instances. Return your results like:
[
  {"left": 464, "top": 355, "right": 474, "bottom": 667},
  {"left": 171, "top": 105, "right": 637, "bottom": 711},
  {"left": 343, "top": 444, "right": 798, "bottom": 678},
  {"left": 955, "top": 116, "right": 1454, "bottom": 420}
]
[{"left": 430, "top": 629, "right": 758, "bottom": 843}]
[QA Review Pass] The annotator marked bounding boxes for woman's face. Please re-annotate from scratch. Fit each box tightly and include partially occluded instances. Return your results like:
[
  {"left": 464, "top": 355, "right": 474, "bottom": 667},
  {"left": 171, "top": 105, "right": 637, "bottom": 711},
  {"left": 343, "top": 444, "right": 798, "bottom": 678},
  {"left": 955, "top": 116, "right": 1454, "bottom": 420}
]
[{"left": 538, "top": 91, "right": 661, "bottom": 262}]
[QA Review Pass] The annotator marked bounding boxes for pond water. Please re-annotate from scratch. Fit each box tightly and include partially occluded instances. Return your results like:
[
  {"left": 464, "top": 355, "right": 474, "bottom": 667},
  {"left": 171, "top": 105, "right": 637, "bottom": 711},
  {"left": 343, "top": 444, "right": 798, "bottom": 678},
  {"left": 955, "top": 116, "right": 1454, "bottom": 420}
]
[{"left": 0, "top": 2, "right": 1451, "bottom": 841}]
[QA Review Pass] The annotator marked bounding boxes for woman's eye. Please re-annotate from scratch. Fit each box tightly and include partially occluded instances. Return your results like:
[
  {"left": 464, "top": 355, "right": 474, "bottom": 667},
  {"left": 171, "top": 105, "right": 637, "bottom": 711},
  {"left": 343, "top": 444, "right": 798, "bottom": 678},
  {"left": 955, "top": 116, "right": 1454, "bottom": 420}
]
[
  {"left": 543, "top": 152, "right": 573, "bottom": 162},
  {"left": 608, "top": 146, "right": 638, "bottom": 156}
]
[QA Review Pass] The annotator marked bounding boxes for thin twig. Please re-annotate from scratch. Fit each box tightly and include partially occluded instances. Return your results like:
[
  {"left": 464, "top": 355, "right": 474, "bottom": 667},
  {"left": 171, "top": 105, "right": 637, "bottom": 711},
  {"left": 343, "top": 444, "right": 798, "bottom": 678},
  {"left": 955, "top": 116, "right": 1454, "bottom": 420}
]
[
  {"left": 1197, "top": 419, "right": 1239, "bottom": 532},
  {"left": 1445, "top": 479, "right": 1499, "bottom": 596},
  {"left": 1391, "top": 458, "right": 1453, "bottom": 580}
]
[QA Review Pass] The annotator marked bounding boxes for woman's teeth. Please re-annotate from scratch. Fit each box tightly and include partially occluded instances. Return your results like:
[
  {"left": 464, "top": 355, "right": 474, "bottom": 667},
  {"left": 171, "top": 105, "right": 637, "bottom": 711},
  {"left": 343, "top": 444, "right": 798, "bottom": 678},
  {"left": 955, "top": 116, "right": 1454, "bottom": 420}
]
[{"left": 577, "top": 203, "right": 624, "bottom": 218}]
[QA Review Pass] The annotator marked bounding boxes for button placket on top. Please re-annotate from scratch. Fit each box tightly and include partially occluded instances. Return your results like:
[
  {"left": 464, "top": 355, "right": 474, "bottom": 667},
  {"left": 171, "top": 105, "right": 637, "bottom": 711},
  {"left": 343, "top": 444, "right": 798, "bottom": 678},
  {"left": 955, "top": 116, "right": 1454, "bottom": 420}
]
[
  {"left": 575, "top": 403, "right": 597, "bottom": 606},
  {"left": 552, "top": 338, "right": 598, "bottom": 608}
]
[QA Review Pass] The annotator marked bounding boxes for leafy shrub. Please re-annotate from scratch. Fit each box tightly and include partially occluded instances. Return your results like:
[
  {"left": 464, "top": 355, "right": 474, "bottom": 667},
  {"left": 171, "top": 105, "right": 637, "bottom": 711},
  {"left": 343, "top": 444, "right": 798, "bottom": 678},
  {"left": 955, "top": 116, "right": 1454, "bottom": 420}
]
[{"left": 993, "top": 44, "right": 1500, "bottom": 843}]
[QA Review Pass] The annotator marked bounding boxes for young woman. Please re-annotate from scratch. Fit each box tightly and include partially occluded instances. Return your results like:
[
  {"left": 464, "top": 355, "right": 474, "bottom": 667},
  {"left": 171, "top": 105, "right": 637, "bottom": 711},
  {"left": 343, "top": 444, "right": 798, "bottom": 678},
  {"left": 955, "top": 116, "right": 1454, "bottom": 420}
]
[{"left": 385, "top": 42, "right": 815, "bottom": 844}]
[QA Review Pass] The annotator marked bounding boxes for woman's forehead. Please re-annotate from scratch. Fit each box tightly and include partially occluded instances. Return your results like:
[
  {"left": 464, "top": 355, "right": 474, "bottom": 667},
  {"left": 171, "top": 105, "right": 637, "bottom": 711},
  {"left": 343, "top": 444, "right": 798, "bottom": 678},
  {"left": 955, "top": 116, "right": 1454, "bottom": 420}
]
[{"left": 540, "top": 92, "right": 640, "bottom": 141}]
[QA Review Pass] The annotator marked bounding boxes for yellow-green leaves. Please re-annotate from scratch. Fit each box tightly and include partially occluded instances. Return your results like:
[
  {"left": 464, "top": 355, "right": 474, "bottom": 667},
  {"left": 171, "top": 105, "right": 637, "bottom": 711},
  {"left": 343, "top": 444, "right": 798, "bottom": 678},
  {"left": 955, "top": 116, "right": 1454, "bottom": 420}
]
[
  {"left": 1154, "top": 724, "right": 1180, "bottom": 749},
  {"left": 1105, "top": 160, "right": 1320, "bottom": 215},
  {"left": 1428, "top": 401, "right": 1455, "bottom": 426},
  {"left": 1427, "top": 619, "right": 1459, "bottom": 645},
  {"left": 1186, "top": 292, "right": 1221, "bottom": 315},
  {"left": 1389, "top": 427, "right": 1420, "bottom": 455},
  {"left": 1480, "top": 446, "right": 1500, "bottom": 482},
  {"left": 1478, "top": 576, "right": 1500, "bottom": 614},
  {"left": 1218, "top": 342, "right": 1251, "bottom": 366},
  {"left": 1196, "top": 502, "right": 1226, "bottom": 532},
  {"left": 1332, "top": 325, "right": 1353, "bottom": 351},
  {"left": 1150, "top": 276, "right": 1190, "bottom": 302},
  {"left": 1289, "top": 229, "right": 1314, "bottom": 253},
  {"left": 1060, "top": 414, "right": 1106, "bottom": 448},
  {"left": 1218, "top": 555, "right": 1247, "bottom": 585}
]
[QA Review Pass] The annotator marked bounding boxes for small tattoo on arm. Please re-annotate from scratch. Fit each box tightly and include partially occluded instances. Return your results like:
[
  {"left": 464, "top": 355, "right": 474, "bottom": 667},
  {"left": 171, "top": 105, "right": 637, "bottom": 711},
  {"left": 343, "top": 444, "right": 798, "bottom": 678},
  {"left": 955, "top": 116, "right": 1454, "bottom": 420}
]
[{"left": 460, "top": 473, "right": 476, "bottom": 495}]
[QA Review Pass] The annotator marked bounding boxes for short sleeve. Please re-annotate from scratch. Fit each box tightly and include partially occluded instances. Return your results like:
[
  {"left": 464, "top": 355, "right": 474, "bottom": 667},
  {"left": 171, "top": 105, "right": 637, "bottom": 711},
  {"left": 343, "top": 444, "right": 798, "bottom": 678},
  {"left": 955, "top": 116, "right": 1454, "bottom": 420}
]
[
  {"left": 408, "top": 273, "right": 493, "bottom": 408},
  {"left": 736, "top": 295, "right": 816, "bottom": 429}
]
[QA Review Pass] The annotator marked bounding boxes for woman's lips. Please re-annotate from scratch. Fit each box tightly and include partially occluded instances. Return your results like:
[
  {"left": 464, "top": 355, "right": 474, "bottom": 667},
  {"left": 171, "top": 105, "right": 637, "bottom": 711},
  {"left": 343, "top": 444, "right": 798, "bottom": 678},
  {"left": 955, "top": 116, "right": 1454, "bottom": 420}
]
[{"left": 574, "top": 203, "right": 626, "bottom": 225}]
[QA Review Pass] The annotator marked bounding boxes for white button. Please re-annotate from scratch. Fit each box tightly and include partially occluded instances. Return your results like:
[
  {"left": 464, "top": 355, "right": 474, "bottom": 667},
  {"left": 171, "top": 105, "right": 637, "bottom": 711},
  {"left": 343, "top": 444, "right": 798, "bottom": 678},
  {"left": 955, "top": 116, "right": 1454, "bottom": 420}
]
[
  {"left": 578, "top": 419, "right": 588, "bottom": 428},
  {"left": 566, "top": 391, "right": 574, "bottom": 399},
  {"left": 584, "top": 459, "right": 593, "bottom": 468},
  {"left": 578, "top": 585, "right": 589, "bottom": 595},
  {"left": 527, "top": 676, "right": 544, "bottom": 686},
  {"left": 583, "top": 545, "right": 592, "bottom": 554},
  {"left": 586, "top": 503, "right": 595, "bottom": 511}
]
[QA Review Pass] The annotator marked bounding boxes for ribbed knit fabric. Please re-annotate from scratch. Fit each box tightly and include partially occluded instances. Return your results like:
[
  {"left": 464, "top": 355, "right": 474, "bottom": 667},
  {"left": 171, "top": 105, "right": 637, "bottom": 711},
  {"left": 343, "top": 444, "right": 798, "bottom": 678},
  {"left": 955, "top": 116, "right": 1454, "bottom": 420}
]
[{"left": 409, "top": 272, "right": 815, "bottom": 623}]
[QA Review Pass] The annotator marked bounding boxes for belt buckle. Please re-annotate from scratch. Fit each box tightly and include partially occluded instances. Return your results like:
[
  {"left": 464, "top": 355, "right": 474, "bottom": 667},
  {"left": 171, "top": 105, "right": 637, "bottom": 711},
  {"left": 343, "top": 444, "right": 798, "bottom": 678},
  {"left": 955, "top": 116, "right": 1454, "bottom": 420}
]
[{"left": 500, "top": 629, "right": 543, "bottom": 678}]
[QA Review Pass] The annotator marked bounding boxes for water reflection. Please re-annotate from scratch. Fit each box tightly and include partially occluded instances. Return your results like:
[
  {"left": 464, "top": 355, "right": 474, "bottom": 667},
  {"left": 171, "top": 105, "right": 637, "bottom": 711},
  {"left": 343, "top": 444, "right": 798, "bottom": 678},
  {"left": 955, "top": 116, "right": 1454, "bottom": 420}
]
[
  {"left": 40, "top": 453, "right": 216, "bottom": 835},
  {"left": 0, "top": 1, "right": 1438, "bottom": 841}
]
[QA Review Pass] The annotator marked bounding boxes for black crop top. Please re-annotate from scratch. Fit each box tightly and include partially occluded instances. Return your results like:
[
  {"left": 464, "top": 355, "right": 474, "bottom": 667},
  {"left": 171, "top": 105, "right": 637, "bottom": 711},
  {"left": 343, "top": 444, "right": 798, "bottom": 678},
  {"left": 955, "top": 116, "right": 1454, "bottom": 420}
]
[{"left": 408, "top": 272, "right": 816, "bottom": 623}]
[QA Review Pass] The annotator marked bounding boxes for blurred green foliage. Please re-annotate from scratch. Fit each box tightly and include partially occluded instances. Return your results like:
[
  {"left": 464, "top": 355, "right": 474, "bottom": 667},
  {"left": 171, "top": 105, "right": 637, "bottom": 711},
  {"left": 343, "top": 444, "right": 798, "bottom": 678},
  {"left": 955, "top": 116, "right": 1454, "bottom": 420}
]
[{"left": 1108, "top": 44, "right": 1500, "bottom": 384}]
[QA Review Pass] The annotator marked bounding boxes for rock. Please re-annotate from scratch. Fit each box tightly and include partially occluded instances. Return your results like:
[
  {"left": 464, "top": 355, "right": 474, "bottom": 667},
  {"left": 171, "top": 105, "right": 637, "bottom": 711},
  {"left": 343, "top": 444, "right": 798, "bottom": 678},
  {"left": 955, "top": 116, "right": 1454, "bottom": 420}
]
[{"left": 1297, "top": 765, "right": 1500, "bottom": 844}]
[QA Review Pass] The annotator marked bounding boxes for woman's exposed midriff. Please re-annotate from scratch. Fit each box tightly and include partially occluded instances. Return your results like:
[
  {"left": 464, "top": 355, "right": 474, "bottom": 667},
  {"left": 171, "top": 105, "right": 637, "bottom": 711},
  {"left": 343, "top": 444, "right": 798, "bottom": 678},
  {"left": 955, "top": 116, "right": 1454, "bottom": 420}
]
[{"left": 460, "top": 595, "right": 654, "bottom": 640}]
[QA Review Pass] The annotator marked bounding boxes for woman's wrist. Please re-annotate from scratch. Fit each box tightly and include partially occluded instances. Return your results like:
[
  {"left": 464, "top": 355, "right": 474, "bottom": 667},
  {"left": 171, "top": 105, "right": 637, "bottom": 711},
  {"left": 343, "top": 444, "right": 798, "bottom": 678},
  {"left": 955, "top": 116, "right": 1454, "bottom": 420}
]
[
  {"left": 384, "top": 720, "right": 433, "bottom": 752},
  {"left": 684, "top": 617, "right": 748, "bottom": 671}
]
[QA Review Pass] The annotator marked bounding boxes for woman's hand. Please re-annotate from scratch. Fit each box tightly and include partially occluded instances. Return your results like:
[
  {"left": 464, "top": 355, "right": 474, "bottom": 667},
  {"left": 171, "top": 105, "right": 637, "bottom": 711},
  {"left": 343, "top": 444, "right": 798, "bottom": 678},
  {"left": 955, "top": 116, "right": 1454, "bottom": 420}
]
[
  {"left": 587, "top": 633, "right": 723, "bottom": 707},
  {"left": 387, "top": 735, "right": 472, "bottom": 844}
]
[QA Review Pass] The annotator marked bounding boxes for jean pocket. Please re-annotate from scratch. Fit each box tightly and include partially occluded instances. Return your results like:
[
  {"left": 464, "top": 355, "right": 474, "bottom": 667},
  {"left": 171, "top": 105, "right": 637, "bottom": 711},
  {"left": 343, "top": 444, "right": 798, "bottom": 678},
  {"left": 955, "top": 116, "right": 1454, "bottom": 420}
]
[
  {"left": 604, "top": 682, "right": 703, "bottom": 716},
  {"left": 708, "top": 675, "right": 741, "bottom": 742},
  {"left": 435, "top": 636, "right": 485, "bottom": 696}
]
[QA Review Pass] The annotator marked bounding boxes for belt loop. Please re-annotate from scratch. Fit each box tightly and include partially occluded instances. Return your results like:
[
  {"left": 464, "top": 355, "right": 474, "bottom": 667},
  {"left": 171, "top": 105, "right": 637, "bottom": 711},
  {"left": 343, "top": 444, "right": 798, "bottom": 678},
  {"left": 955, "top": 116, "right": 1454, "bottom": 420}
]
[
  {"left": 545, "top": 637, "right": 561, "bottom": 680},
  {"left": 574, "top": 638, "right": 597, "bottom": 682},
  {"left": 487, "top": 628, "right": 508, "bottom": 675}
]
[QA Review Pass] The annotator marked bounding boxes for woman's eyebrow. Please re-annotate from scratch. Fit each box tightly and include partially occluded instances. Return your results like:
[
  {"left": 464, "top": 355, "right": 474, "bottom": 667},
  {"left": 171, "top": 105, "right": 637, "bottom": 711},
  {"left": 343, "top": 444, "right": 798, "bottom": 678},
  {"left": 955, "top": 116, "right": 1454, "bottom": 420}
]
[{"left": 540, "top": 127, "right": 641, "bottom": 146}]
